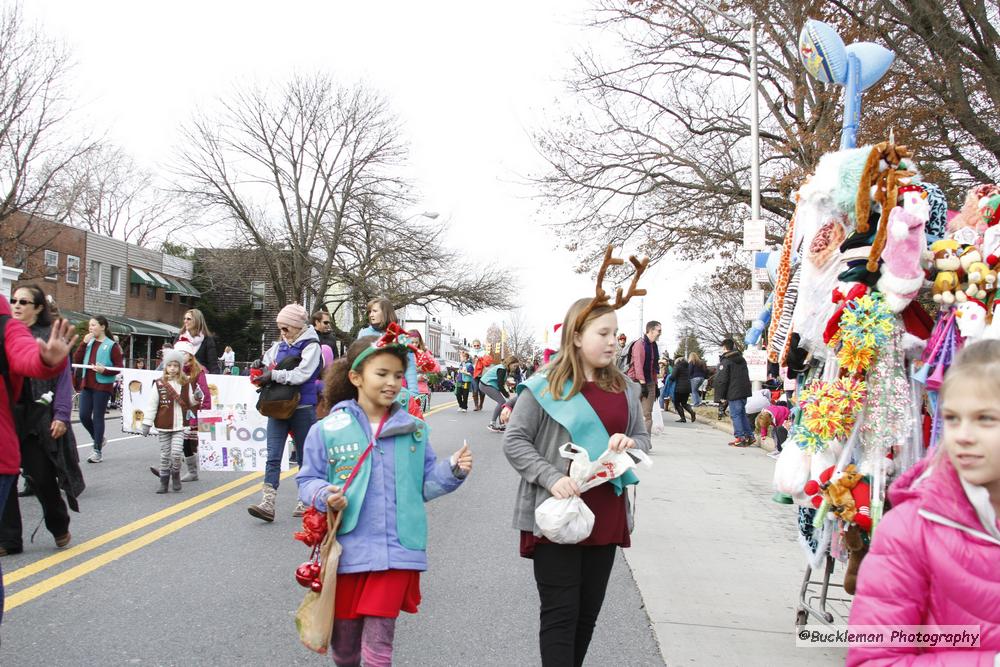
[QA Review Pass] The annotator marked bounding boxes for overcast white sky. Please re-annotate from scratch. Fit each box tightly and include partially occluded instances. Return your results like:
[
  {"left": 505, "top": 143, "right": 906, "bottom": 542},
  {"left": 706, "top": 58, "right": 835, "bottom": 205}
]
[{"left": 25, "top": 0, "right": 699, "bottom": 353}]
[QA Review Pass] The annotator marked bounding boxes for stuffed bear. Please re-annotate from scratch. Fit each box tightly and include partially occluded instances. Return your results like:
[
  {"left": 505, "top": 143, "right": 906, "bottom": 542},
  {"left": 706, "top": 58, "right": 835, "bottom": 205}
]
[
  {"left": 957, "top": 245, "right": 991, "bottom": 302},
  {"left": 876, "top": 186, "right": 928, "bottom": 313},
  {"left": 930, "top": 239, "right": 962, "bottom": 304},
  {"left": 802, "top": 464, "right": 872, "bottom": 532}
]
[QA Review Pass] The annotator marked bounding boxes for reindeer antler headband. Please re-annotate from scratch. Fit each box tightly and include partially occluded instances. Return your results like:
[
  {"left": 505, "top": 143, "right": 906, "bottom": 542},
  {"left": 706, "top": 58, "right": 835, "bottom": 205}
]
[{"left": 573, "top": 246, "right": 650, "bottom": 332}]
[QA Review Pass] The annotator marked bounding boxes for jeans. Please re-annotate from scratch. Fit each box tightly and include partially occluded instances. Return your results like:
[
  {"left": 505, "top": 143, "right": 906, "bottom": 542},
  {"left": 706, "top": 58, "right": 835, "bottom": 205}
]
[
  {"left": 78, "top": 388, "right": 112, "bottom": 450},
  {"left": 690, "top": 377, "right": 705, "bottom": 406},
  {"left": 264, "top": 405, "right": 316, "bottom": 488},
  {"left": 0, "top": 473, "right": 16, "bottom": 625},
  {"left": 0, "top": 435, "right": 70, "bottom": 550},
  {"left": 471, "top": 377, "right": 483, "bottom": 401},
  {"left": 728, "top": 398, "right": 753, "bottom": 439},
  {"left": 533, "top": 543, "right": 617, "bottom": 667}
]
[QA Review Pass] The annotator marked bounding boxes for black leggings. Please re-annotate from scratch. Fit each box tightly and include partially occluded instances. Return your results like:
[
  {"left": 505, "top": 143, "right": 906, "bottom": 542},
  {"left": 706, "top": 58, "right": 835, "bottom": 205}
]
[
  {"left": 673, "top": 391, "right": 695, "bottom": 421},
  {"left": 533, "top": 543, "right": 617, "bottom": 667},
  {"left": 455, "top": 383, "right": 470, "bottom": 410}
]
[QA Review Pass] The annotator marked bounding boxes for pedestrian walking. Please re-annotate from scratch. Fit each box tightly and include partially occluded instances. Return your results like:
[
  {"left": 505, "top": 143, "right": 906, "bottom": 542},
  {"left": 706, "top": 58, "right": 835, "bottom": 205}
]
[
  {"left": 219, "top": 345, "right": 235, "bottom": 372},
  {"left": 669, "top": 356, "right": 696, "bottom": 423},
  {"left": 714, "top": 339, "right": 753, "bottom": 447},
  {"left": 455, "top": 350, "right": 473, "bottom": 412},
  {"left": 0, "top": 286, "right": 83, "bottom": 556},
  {"left": 296, "top": 332, "right": 471, "bottom": 667},
  {"left": 504, "top": 290, "right": 651, "bottom": 667},
  {"left": 846, "top": 340, "right": 1000, "bottom": 665},
  {"left": 615, "top": 333, "right": 629, "bottom": 373},
  {"left": 658, "top": 358, "right": 674, "bottom": 412},
  {"left": 0, "top": 294, "right": 76, "bottom": 624},
  {"left": 626, "top": 320, "right": 662, "bottom": 433},
  {"left": 148, "top": 341, "right": 210, "bottom": 482},
  {"left": 688, "top": 352, "right": 708, "bottom": 407},
  {"left": 141, "top": 349, "right": 200, "bottom": 493},
  {"left": 73, "top": 315, "right": 125, "bottom": 463},
  {"left": 177, "top": 309, "right": 219, "bottom": 374},
  {"left": 471, "top": 341, "right": 491, "bottom": 412},
  {"left": 480, "top": 356, "right": 519, "bottom": 433},
  {"left": 248, "top": 304, "right": 321, "bottom": 522},
  {"left": 312, "top": 310, "right": 339, "bottom": 359},
  {"left": 357, "top": 297, "right": 417, "bottom": 394}
]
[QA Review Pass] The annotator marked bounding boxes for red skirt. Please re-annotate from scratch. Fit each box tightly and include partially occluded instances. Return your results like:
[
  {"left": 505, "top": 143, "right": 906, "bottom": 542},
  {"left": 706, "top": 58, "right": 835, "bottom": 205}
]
[{"left": 334, "top": 570, "right": 422, "bottom": 620}]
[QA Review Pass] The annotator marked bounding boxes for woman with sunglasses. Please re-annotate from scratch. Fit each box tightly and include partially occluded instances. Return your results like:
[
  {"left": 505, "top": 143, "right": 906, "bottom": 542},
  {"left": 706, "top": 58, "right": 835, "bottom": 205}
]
[
  {"left": 73, "top": 314, "right": 125, "bottom": 463},
  {"left": 247, "top": 304, "right": 322, "bottom": 522},
  {"left": 0, "top": 286, "right": 84, "bottom": 556},
  {"left": 177, "top": 309, "right": 219, "bottom": 374}
]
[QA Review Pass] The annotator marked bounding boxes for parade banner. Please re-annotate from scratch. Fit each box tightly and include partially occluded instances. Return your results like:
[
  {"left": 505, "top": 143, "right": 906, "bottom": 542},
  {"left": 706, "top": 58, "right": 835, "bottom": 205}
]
[{"left": 118, "top": 369, "right": 289, "bottom": 472}]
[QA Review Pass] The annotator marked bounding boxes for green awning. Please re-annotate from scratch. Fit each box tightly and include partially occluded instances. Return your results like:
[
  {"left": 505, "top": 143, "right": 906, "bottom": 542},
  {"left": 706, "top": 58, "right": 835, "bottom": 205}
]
[
  {"left": 178, "top": 278, "right": 201, "bottom": 298},
  {"left": 57, "top": 309, "right": 92, "bottom": 326},
  {"left": 107, "top": 315, "right": 176, "bottom": 337},
  {"left": 129, "top": 268, "right": 157, "bottom": 287},
  {"left": 162, "top": 276, "right": 187, "bottom": 295},
  {"left": 145, "top": 271, "right": 171, "bottom": 289}
]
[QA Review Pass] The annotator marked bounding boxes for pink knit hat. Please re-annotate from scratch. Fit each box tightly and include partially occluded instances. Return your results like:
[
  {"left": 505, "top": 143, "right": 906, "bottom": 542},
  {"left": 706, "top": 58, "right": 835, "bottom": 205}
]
[{"left": 276, "top": 303, "right": 308, "bottom": 329}]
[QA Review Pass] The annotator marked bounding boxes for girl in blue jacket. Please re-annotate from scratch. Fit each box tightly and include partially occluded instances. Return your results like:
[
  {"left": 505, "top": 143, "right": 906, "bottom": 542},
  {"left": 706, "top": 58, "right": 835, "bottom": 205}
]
[{"left": 297, "top": 332, "right": 472, "bottom": 667}]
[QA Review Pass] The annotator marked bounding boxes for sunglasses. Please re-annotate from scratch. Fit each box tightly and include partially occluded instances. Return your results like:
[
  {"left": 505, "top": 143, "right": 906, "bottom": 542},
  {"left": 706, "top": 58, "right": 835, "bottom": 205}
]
[
  {"left": 279, "top": 326, "right": 290, "bottom": 333},
  {"left": 11, "top": 298, "right": 37, "bottom": 306}
]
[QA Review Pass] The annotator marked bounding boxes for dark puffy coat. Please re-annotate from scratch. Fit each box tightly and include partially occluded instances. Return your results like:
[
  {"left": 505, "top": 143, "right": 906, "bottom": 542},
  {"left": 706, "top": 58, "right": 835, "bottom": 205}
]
[
  {"left": 713, "top": 351, "right": 752, "bottom": 401},
  {"left": 669, "top": 359, "right": 691, "bottom": 389}
]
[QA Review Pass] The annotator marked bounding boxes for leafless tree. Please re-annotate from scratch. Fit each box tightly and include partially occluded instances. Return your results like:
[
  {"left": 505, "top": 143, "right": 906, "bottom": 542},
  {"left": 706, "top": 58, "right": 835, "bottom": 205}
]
[
  {"left": 0, "top": 3, "right": 96, "bottom": 253},
  {"left": 503, "top": 309, "right": 538, "bottom": 361},
  {"left": 677, "top": 264, "right": 750, "bottom": 353},
  {"left": 176, "top": 73, "right": 409, "bottom": 306},
  {"left": 58, "top": 144, "right": 194, "bottom": 246}
]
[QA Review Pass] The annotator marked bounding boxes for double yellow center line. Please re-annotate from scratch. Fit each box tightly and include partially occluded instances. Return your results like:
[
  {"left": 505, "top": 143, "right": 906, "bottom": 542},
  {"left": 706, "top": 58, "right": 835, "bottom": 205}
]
[{"left": 6, "top": 401, "right": 457, "bottom": 611}]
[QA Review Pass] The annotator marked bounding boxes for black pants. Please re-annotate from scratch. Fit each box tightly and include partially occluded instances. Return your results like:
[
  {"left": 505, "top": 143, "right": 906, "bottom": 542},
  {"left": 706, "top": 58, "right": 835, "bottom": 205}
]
[
  {"left": 533, "top": 543, "right": 617, "bottom": 667},
  {"left": 673, "top": 391, "right": 695, "bottom": 421},
  {"left": 455, "top": 383, "right": 470, "bottom": 410},
  {"left": 0, "top": 435, "right": 70, "bottom": 550}
]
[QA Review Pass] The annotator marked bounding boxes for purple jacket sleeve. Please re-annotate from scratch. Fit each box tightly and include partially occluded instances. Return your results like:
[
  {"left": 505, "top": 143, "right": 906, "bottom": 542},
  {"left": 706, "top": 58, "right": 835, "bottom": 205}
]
[
  {"left": 197, "top": 371, "right": 211, "bottom": 409},
  {"left": 296, "top": 423, "right": 331, "bottom": 511},
  {"left": 421, "top": 438, "right": 464, "bottom": 501},
  {"left": 53, "top": 362, "right": 73, "bottom": 423}
]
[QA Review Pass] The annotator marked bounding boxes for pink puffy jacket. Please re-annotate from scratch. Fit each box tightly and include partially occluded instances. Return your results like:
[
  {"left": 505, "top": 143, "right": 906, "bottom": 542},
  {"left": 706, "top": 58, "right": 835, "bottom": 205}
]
[{"left": 847, "top": 455, "right": 1000, "bottom": 666}]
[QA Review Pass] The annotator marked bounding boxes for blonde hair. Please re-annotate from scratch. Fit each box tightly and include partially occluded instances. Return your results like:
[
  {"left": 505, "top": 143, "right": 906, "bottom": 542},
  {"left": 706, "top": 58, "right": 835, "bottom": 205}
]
[
  {"left": 941, "top": 339, "right": 1000, "bottom": 403},
  {"left": 546, "top": 298, "right": 626, "bottom": 400},
  {"left": 184, "top": 309, "right": 211, "bottom": 337},
  {"left": 688, "top": 352, "right": 702, "bottom": 365}
]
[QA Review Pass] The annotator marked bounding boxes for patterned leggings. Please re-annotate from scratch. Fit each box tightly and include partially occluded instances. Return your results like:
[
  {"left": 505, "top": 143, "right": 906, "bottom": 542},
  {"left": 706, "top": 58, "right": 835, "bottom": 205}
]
[
  {"left": 330, "top": 616, "right": 396, "bottom": 667},
  {"left": 158, "top": 430, "right": 184, "bottom": 473}
]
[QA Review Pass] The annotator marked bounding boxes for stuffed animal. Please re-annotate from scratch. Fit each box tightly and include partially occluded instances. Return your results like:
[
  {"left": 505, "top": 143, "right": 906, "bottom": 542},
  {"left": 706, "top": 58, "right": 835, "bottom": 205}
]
[
  {"left": 803, "top": 464, "right": 873, "bottom": 531},
  {"left": 957, "top": 245, "right": 991, "bottom": 302},
  {"left": 876, "top": 187, "right": 928, "bottom": 312},
  {"left": 983, "top": 301, "right": 1000, "bottom": 340},
  {"left": 930, "top": 239, "right": 962, "bottom": 304},
  {"left": 843, "top": 524, "right": 869, "bottom": 596},
  {"left": 854, "top": 141, "right": 918, "bottom": 272},
  {"left": 956, "top": 298, "right": 989, "bottom": 340},
  {"left": 949, "top": 184, "right": 1000, "bottom": 232}
]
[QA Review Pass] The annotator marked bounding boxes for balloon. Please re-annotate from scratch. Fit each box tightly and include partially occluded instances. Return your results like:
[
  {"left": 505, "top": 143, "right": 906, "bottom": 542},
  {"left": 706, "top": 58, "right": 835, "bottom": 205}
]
[
  {"left": 799, "top": 19, "right": 847, "bottom": 84},
  {"left": 845, "top": 42, "right": 895, "bottom": 91}
]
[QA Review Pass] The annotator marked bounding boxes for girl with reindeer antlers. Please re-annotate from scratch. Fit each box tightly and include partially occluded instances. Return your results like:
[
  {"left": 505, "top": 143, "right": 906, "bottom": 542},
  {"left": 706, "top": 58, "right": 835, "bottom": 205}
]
[{"left": 503, "top": 246, "right": 653, "bottom": 667}]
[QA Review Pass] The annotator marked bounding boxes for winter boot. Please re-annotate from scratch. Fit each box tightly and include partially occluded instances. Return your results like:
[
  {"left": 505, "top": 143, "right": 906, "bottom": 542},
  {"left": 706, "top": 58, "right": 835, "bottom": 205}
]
[
  {"left": 248, "top": 483, "right": 277, "bottom": 522},
  {"left": 171, "top": 467, "right": 182, "bottom": 492},
  {"left": 181, "top": 455, "right": 199, "bottom": 482},
  {"left": 156, "top": 472, "right": 170, "bottom": 494}
]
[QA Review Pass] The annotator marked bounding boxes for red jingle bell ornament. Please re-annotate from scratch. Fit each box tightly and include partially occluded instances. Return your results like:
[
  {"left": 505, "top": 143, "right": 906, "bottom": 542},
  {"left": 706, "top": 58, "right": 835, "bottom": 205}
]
[
  {"left": 310, "top": 579, "right": 323, "bottom": 593},
  {"left": 295, "top": 562, "right": 316, "bottom": 588}
]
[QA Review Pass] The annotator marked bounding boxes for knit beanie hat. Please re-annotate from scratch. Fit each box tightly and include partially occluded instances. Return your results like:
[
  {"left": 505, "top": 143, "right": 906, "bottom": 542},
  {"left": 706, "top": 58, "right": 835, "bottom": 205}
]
[
  {"left": 162, "top": 349, "right": 186, "bottom": 369},
  {"left": 276, "top": 303, "right": 308, "bottom": 329},
  {"left": 173, "top": 341, "right": 197, "bottom": 358}
]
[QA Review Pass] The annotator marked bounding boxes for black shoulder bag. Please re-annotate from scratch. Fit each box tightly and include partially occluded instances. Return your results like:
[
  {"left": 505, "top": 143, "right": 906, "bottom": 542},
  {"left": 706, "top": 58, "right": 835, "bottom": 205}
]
[{"left": 256, "top": 340, "right": 318, "bottom": 420}]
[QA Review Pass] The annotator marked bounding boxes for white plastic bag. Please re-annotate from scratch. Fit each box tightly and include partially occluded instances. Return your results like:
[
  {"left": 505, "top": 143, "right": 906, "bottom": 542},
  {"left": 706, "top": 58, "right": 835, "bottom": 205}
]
[
  {"left": 534, "top": 443, "right": 653, "bottom": 543},
  {"left": 651, "top": 405, "right": 665, "bottom": 434}
]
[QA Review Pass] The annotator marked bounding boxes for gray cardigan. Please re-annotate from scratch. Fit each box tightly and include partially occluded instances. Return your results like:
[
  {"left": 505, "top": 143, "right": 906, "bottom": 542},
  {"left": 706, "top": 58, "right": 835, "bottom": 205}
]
[{"left": 502, "top": 378, "right": 651, "bottom": 534}]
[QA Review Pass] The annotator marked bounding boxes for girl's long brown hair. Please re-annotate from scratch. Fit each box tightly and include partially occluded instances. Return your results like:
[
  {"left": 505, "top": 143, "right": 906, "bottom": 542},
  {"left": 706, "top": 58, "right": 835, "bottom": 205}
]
[
  {"left": 366, "top": 298, "right": 398, "bottom": 330},
  {"left": 318, "top": 337, "right": 410, "bottom": 416},
  {"left": 546, "top": 298, "right": 626, "bottom": 400}
]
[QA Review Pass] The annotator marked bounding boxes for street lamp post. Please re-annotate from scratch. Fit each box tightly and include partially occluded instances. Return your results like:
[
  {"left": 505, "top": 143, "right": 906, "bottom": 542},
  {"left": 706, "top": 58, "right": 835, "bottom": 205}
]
[{"left": 403, "top": 211, "right": 439, "bottom": 222}]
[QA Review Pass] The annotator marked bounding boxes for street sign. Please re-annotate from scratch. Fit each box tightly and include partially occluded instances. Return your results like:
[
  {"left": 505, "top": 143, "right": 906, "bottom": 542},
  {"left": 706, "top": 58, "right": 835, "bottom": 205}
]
[
  {"left": 745, "top": 348, "right": 768, "bottom": 382},
  {"left": 743, "top": 289, "right": 766, "bottom": 321},
  {"left": 743, "top": 219, "right": 766, "bottom": 251},
  {"left": 753, "top": 252, "right": 772, "bottom": 286}
]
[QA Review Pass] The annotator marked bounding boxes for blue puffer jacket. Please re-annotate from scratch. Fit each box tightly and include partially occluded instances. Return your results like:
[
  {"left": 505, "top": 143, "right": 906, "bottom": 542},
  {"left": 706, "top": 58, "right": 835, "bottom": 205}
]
[{"left": 296, "top": 400, "right": 464, "bottom": 573}]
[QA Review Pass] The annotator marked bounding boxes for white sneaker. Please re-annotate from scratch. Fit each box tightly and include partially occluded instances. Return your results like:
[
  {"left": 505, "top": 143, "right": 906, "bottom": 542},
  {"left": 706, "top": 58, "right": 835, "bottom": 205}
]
[
  {"left": 87, "top": 449, "right": 103, "bottom": 463},
  {"left": 292, "top": 501, "right": 307, "bottom": 518}
]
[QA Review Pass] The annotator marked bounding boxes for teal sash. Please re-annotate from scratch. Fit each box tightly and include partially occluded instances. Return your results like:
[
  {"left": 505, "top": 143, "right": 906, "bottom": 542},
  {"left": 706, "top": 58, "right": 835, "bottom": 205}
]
[{"left": 521, "top": 374, "right": 638, "bottom": 494}]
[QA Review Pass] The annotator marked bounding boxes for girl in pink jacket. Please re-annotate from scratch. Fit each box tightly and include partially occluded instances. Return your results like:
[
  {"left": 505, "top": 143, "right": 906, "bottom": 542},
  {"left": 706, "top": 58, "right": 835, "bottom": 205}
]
[{"left": 848, "top": 340, "right": 1000, "bottom": 666}]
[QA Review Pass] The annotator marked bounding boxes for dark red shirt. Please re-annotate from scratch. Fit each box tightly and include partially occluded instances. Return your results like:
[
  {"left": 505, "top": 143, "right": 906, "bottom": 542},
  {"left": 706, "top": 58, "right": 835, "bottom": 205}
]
[
  {"left": 72, "top": 339, "right": 124, "bottom": 392},
  {"left": 521, "top": 381, "right": 631, "bottom": 557}
]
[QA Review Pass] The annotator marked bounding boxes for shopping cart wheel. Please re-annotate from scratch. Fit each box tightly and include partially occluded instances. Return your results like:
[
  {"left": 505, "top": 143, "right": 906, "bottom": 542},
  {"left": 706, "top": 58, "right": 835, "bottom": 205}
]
[{"left": 795, "top": 609, "right": 808, "bottom": 627}]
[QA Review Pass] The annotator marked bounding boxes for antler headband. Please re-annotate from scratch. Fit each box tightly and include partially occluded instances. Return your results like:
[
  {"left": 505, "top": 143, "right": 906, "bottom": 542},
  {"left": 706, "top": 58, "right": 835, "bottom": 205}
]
[{"left": 573, "top": 246, "right": 650, "bottom": 332}]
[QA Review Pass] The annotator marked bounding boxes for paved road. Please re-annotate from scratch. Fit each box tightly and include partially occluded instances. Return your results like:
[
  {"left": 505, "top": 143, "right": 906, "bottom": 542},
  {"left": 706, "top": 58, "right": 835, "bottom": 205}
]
[{"left": 2, "top": 395, "right": 663, "bottom": 665}]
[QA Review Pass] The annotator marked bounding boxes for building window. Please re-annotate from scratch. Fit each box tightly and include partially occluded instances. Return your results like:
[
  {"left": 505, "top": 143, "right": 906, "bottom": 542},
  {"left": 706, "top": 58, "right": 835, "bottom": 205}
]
[
  {"left": 179, "top": 294, "right": 189, "bottom": 305},
  {"left": 109, "top": 266, "right": 121, "bottom": 294},
  {"left": 164, "top": 288, "right": 173, "bottom": 302},
  {"left": 129, "top": 283, "right": 141, "bottom": 298},
  {"left": 250, "top": 281, "right": 265, "bottom": 310},
  {"left": 44, "top": 250, "right": 59, "bottom": 281},
  {"left": 146, "top": 285, "right": 156, "bottom": 300},
  {"left": 66, "top": 256, "right": 80, "bottom": 284},
  {"left": 88, "top": 260, "right": 102, "bottom": 290}
]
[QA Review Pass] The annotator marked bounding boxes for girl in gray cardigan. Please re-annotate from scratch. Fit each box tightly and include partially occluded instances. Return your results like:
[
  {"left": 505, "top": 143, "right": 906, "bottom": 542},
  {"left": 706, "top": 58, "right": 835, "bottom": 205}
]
[{"left": 503, "top": 297, "right": 651, "bottom": 667}]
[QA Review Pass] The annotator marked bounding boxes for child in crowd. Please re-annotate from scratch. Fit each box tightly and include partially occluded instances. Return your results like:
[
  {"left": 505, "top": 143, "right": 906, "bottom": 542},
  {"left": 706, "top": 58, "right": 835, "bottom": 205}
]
[
  {"left": 847, "top": 339, "right": 1000, "bottom": 665},
  {"left": 147, "top": 341, "right": 211, "bottom": 482},
  {"left": 297, "top": 333, "right": 472, "bottom": 667},
  {"left": 756, "top": 402, "right": 790, "bottom": 457},
  {"left": 141, "top": 350, "right": 201, "bottom": 493},
  {"left": 481, "top": 356, "right": 519, "bottom": 433},
  {"left": 455, "top": 350, "right": 474, "bottom": 412},
  {"left": 357, "top": 297, "right": 417, "bottom": 394},
  {"left": 503, "top": 294, "right": 651, "bottom": 667}
]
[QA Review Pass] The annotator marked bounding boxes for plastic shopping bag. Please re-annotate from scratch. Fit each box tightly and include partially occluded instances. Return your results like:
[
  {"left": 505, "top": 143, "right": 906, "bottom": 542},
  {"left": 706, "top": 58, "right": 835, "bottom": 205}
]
[
  {"left": 651, "top": 406, "right": 665, "bottom": 435},
  {"left": 534, "top": 443, "right": 653, "bottom": 543}
]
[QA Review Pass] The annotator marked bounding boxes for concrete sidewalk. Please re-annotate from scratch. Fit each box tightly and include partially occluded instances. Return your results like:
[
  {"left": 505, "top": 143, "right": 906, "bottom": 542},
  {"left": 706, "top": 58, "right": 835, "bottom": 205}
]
[{"left": 625, "top": 417, "right": 847, "bottom": 665}]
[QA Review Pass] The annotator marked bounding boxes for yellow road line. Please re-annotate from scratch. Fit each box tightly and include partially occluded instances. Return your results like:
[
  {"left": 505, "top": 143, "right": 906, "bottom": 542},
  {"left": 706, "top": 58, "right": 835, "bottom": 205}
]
[
  {"left": 5, "top": 472, "right": 263, "bottom": 585},
  {"left": 425, "top": 401, "right": 456, "bottom": 416},
  {"left": 6, "top": 469, "right": 296, "bottom": 611}
]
